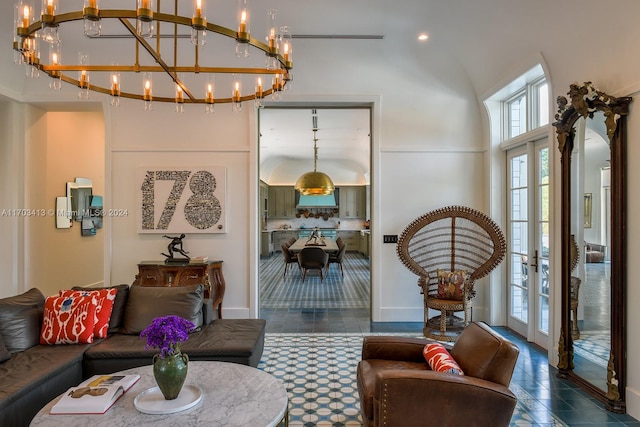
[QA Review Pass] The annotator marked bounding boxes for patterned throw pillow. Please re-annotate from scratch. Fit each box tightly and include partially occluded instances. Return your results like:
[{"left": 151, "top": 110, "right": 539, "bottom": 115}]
[
  {"left": 59, "top": 289, "right": 117, "bottom": 338},
  {"left": 40, "top": 295, "right": 98, "bottom": 345},
  {"left": 436, "top": 269, "right": 467, "bottom": 301},
  {"left": 423, "top": 342, "right": 464, "bottom": 375}
]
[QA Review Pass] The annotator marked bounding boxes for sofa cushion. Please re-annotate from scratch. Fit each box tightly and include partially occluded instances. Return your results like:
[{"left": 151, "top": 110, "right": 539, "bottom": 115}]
[
  {"left": 72, "top": 284, "right": 129, "bottom": 334},
  {"left": 422, "top": 342, "right": 464, "bottom": 375},
  {"left": 60, "top": 288, "right": 117, "bottom": 338},
  {"left": 0, "top": 335, "right": 10, "bottom": 363},
  {"left": 121, "top": 284, "right": 204, "bottom": 335},
  {"left": 0, "top": 288, "right": 45, "bottom": 353},
  {"left": 40, "top": 295, "right": 98, "bottom": 344},
  {"left": 83, "top": 319, "right": 267, "bottom": 375},
  {"left": 0, "top": 344, "right": 87, "bottom": 426}
]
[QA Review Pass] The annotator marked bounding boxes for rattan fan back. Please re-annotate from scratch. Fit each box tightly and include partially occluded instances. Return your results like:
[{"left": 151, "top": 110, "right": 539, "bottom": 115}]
[{"left": 397, "top": 206, "right": 506, "bottom": 340}]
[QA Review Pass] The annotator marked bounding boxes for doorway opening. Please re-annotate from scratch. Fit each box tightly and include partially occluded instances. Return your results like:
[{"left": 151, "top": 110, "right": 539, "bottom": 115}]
[{"left": 257, "top": 105, "right": 372, "bottom": 330}]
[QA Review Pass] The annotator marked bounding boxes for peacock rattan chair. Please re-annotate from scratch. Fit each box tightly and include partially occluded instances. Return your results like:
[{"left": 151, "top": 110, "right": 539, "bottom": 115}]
[{"left": 397, "top": 206, "right": 506, "bottom": 341}]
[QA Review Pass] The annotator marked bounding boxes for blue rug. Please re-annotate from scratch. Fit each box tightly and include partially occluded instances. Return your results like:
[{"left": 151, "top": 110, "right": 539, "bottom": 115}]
[
  {"left": 258, "top": 333, "right": 567, "bottom": 426},
  {"left": 260, "top": 252, "right": 370, "bottom": 309}
]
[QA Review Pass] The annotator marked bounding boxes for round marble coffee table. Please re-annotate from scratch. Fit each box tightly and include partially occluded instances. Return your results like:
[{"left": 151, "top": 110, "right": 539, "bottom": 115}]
[{"left": 30, "top": 361, "right": 288, "bottom": 427}]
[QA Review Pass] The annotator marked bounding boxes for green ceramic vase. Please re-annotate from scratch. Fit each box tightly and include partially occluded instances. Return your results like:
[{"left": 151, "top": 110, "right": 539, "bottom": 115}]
[{"left": 153, "top": 352, "right": 189, "bottom": 400}]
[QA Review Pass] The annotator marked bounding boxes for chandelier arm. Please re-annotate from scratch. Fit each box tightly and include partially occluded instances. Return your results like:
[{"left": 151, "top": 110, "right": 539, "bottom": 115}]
[{"left": 117, "top": 17, "right": 196, "bottom": 101}]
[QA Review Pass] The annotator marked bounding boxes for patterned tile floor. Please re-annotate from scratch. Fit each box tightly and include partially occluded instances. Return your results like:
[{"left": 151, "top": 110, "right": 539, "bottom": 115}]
[
  {"left": 259, "top": 252, "right": 639, "bottom": 425},
  {"left": 259, "top": 309, "right": 640, "bottom": 426}
]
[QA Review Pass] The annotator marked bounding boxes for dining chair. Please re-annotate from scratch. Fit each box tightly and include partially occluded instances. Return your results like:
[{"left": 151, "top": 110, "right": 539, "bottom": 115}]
[
  {"left": 298, "top": 247, "right": 329, "bottom": 282},
  {"left": 281, "top": 243, "right": 299, "bottom": 277},
  {"left": 326, "top": 243, "right": 347, "bottom": 277}
]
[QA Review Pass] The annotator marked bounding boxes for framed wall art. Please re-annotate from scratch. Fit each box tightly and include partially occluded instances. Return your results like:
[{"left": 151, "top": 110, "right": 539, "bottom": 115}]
[
  {"left": 584, "top": 193, "right": 592, "bottom": 228},
  {"left": 137, "top": 167, "right": 227, "bottom": 234}
]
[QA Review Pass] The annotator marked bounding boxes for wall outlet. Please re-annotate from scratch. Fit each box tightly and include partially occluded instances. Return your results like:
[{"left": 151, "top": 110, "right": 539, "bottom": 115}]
[{"left": 383, "top": 235, "right": 398, "bottom": 243}]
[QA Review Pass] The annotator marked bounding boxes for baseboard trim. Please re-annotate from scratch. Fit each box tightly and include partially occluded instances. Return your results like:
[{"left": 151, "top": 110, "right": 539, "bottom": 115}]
[
  {"left": 376, "top": 308, "right": 423, "bottom": 322},
  {"left": 218, "top": 307, "right": 251, "bottom": 319},
  {"left": 625, "top": 387, "right": 640, "bottom": 421}
]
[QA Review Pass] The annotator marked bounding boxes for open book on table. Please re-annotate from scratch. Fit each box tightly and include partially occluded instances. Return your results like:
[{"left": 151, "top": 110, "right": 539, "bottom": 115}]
[{"left": 50, "top": 374, "right": 140, "bottom": 415}]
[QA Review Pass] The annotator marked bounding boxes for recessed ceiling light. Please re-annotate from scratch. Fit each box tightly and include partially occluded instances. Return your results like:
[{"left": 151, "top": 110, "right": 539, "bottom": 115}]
[{"left": 418, "top": 33, "right": 429, "bottom": 41}]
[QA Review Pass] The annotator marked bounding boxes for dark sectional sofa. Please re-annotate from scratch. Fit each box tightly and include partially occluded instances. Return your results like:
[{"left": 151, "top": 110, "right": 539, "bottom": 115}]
[{"left": 0, "top": 284, "right": 266, "bottom": 427}]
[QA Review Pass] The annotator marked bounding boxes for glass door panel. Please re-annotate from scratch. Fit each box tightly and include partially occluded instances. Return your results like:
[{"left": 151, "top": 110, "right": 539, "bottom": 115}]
[{"left": 507, "top": 138, "right": 550, "bottom": 348}]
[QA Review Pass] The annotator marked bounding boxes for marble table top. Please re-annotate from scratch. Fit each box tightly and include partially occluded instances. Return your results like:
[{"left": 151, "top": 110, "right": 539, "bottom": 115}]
[{"left": 30, "top": 361, "right": 288, "bottom": 427}]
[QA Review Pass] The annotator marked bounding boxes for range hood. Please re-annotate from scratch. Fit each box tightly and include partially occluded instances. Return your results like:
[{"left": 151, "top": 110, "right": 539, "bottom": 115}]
[{"left": 296, "top": 194, "right": 338, "bottom": 208}]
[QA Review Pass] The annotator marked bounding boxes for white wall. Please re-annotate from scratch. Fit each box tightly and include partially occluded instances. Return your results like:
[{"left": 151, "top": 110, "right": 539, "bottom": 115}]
[
  {"left": 0, "top": 99, "right": 21, "bottom": 298},
  {"left": 24, "top": 108, "right": 105, "bottom": 297},
  {"left": 108, "top": 101, "right": 255, "bottom": 318}
]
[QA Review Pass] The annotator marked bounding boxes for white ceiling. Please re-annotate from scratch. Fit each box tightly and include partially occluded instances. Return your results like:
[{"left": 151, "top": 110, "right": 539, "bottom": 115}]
[
  {"left": 3, "top": 0, "right": 638, "bottom": 182},
  {"left": 258, "top": 107, "right": 370, "bottom": 178}
]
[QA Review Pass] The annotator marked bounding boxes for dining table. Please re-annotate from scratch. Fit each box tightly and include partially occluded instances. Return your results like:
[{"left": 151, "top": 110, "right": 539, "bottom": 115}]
[{"left": 288, "top": 237, "right": 339, "bottom": 253}]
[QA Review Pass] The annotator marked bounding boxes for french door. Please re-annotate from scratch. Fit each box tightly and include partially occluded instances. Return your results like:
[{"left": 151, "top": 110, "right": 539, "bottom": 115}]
[{"left": 507, "top": 138, "right": 550, "bottom": 348}]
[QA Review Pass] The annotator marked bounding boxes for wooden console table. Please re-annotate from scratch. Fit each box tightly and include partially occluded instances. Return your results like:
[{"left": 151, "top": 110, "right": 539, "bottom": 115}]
[{"left": 132, "top": 260, "right": 225, "bottom": 319}]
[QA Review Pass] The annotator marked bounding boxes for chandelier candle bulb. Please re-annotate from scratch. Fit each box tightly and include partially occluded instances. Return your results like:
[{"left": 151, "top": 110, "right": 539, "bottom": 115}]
[
  {"left": 195, "top": 0, "right": 202, "bottom": 18},
  {"left": 46, "top": 0, "right": 54, "bottom": 16},
  {"left": 269, "top": 28, "right": 276, "bottom": 48},
  {"left": 88, "top": 0, "right": 97, "bottom": 8},
  {"left": 237, "top": 0, "right": 250, "bottom": 34},
  {"left": 110, "top": 74, "right": 119, "bottom": 95},
  {"left": 234, "top": 82, "right": 240, "bottom": 101},
  {"left": 22, "top": 5, "right": 29, "bottom": 28},
  {"left": 239, "top": 10, "right": 247, "bottom": 33},
  {"left": 206, "top": 83, "right": 214, "bottom": 103}
]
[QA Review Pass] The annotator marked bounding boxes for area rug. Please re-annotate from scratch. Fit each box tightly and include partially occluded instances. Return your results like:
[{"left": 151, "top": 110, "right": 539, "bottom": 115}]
[
  {"left": 260, "top": 252, "right": 370, "bottom": 309},
  {"left": 258, "top": 333, "right": 567, "bottom": 427}
]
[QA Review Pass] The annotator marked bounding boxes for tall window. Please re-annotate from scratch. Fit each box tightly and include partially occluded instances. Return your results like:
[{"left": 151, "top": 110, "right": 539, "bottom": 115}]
[
  {"left": 488, "top": 64, "right": 551, "bottom": 349},
  {"left": 502, "top": 75, "right": 548, "bottom": 141}
]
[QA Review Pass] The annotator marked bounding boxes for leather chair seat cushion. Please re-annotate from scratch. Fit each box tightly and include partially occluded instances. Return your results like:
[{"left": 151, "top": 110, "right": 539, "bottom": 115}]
[
  {"left": 0, "top": 344, "right": 87, "bottom": 412},
  {"left": 0, "top": 288, "right": 45, "bottom": 353},
  {"left": 357, "top": 359, "right": 428, "bottom": 423},
  {"left": 84, "top": 319, "right": 267, "bottom": 373},
  {"left": 121, "top": 284, "right": 204, "bottom": 334}
]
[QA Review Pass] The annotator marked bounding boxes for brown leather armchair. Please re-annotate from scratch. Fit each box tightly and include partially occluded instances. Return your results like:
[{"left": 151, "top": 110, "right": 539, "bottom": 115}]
[{"left": 356, "top": 322, "right": 519, "bottom": 427}]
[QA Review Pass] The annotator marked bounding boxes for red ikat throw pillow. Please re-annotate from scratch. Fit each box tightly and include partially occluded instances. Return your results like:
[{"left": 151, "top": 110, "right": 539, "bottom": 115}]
[
  {"left": 423, "top": 342, "right": 464, "bottom": 375},
  {"left": 40, "top": 295, "right": 97, "bottom": 345},
  {"left": 59, "top": 288, "right": 117, "bottom": 338}
]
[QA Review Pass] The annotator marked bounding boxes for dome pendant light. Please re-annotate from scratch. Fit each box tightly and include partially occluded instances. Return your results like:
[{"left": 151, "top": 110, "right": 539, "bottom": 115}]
[{"left": 295, "top": 115, "right": 334, "bottom": 196}]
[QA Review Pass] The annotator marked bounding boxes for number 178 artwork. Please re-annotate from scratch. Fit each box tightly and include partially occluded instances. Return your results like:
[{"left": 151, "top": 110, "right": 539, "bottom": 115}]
[{"left": 138, "top": 167, "right": 227, "bottom": 234}]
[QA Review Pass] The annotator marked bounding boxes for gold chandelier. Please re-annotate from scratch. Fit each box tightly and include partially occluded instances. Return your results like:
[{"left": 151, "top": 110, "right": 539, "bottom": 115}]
[
  {"left": 294, "top": 113, "right": 335, "bottom": 196},
  {"left": 12, "top": 0, "right": 292, "bottom": 111}
]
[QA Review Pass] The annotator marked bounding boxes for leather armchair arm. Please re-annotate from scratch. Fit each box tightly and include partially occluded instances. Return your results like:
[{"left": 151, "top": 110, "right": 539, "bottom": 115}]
[
  {"left": 373, "top": 370, "right": 517, "bottom": 427},
  {"left": 361, "top": 336, "right": 444, "bottom": 363}
]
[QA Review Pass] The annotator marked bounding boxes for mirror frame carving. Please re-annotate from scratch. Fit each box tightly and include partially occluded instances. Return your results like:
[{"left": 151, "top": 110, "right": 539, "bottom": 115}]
[{"left": 553, "top": 82, "right": 632, "bottom": 413}]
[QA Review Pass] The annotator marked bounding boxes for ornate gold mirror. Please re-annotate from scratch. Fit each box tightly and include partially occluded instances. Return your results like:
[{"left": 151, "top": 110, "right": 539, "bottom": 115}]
[{"left": 553, "top": 82, "right": 631, "bottom": 412}]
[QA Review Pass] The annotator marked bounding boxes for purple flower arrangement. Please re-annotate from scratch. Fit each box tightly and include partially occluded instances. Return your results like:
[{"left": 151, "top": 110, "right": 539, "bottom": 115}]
[{"left": 140, "top": 315, "right": 195, "bottom": 359}]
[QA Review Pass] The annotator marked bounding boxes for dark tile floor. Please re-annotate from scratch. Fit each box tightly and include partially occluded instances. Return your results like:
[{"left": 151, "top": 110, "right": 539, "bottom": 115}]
[{"left": 260, "top": 307, "right": 640, "bottom": 426}]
